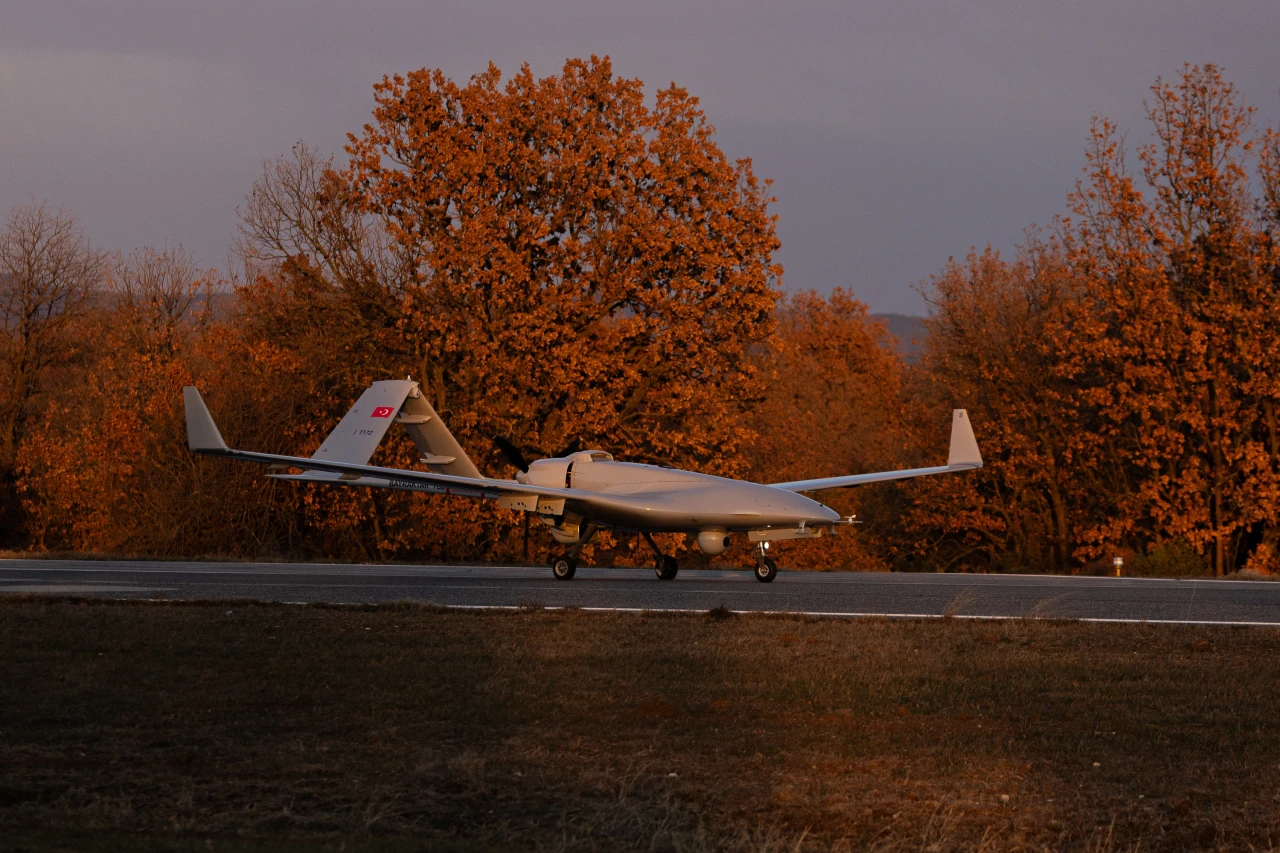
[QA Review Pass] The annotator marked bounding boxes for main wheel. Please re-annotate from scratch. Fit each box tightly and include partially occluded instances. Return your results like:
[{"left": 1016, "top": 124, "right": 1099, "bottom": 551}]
[
  {"left": 754, "top": 557, "right": 777, "bottom": 583},
  {"left": 552, "top": 556, "right": 577, "bottom": 580},
  {"left": 655, "top": 555, "right": 679, "bottom": 580}
]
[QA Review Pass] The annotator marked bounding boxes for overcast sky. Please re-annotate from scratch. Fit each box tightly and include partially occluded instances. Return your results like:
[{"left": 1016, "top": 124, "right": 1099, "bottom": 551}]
[{"left": 3, "top": 1, "right": 1277, "bottom": 314}]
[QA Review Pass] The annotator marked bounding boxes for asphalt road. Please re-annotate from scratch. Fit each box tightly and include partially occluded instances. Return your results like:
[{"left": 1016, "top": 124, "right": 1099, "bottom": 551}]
[{"left": 4, "top": 558, "right": 1280, "bottom": 625}]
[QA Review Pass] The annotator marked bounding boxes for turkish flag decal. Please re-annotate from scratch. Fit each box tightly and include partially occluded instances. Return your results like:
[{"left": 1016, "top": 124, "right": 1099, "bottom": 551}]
[{"left": 371, "top": 406, "right": 395, "bottom": 418}]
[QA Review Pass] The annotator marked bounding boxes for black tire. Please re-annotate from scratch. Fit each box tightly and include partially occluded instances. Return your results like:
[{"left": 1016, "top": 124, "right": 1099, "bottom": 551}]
[
  {"left": 552, "top": 556, "right": 577, "bottom": 580},
  {"left": 754, "top": 557, "right": 777, "bottom": 583},
  {"left": 655, "top": 555, "right": 679, "bottom": 580}
]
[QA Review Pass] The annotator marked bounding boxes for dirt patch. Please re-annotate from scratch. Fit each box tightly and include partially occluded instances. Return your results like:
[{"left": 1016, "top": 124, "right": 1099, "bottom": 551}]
[{"left": 4, "top": 599, "right": 1280, "bottom": 851}]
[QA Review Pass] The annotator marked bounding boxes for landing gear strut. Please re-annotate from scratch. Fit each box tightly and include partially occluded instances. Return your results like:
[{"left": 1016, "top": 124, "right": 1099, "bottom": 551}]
[
  {"left": 754, "top": 542, "right": 778, "bottom": 583},
  {"left": 551, "top": 522, "right": 598, "bottom": 580},
  {"left": 642, "top": 532, "right": 679, "bottom": 580}
]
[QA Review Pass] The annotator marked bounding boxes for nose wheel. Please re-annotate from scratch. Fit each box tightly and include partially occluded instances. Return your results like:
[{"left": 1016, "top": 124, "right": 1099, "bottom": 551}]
[
  {"left": 656, "top": 555, "right": 679, "bottom": 580},
  {"left": 642, "top": 532, "right": 679, "bottom": 580},
  {"left": 754, "top": 543, "right": 778, "bottom": 583},
  {"left": 551, "top": 522, "right": 597, "bottom": 580}
]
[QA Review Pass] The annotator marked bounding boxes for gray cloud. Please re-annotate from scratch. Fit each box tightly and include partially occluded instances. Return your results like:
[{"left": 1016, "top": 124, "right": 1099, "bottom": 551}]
[{"left": 3, "top": 0, "right": 1277, "bottom": 312}]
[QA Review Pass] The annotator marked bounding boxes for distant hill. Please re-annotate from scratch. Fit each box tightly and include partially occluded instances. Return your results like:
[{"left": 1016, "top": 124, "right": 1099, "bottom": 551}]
[{"left": 872, "top": 313, "right": 927, "bottom": 362}]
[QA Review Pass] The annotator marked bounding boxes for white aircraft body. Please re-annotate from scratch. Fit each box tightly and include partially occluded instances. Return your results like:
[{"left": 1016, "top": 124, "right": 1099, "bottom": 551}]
[{"left": 182, "top": 380, "right": 982, "bottom": 582}]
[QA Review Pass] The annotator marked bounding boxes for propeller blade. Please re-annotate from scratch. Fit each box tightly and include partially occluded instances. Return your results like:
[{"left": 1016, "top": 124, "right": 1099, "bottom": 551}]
[{"left": 493, "top": 436, "right": 530, "bottom": 473}]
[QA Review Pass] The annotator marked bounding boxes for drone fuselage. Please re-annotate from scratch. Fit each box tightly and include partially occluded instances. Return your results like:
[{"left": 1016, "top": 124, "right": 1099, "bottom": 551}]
[{"left": 518, "top": 453, "right": 839, "bottom": 532}]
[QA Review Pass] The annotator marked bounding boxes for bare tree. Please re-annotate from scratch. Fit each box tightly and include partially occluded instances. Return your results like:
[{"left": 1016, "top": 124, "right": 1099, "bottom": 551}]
[
  {"left": 0, "top": 202, "right": 103, "bottom": 461},
  {"left": 235, "top": 142, "right": 412, "bottom": 295},
  {"left": 110, "top": 244, "right": 213, "bottom": 353}
]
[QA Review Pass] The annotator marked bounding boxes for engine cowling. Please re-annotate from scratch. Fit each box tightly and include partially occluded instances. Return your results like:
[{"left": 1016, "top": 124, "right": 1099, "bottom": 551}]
[
  {"left": 520, "top": 458, "right": 571, "bottom": 489},
  {"left": 696, "top": 529, "right": 732, "bottom": 556}
]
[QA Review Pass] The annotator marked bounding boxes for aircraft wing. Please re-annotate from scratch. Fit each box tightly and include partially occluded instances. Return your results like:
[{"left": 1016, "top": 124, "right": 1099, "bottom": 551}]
[
  {"left": 182, "top": 386, "right": 593, "bottom": 503},
  {"left": 770, "top": 409, "right": 983, "bottom": 492}
]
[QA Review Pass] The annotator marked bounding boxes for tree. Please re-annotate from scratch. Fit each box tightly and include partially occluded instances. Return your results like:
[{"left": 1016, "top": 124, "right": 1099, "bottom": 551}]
[
  {"left": 1060, "top": 64, "right": 1280, "bottom": 575},
  {"left": 16, "top": 246, "right": 225, "bottom": 553},
  {"left": 908, "top": 66, "right": 1280, "bottom": 576},
  {"left": 341, "top": 56, "right": 780, "bottom": 468},
  {"left": 746, "top": 288, "right": 907, "bottom": 570},
  {"left": 110, "top": 245, "right": 214, "bottom": 354},
  {"left": 232, "top": 56, "right": 782, "bottom": 563},
  {"left": 911, "top": 243, "right": 1105, "bottom": 572},
  {"left": 0, "top": 203, "right": 102, "bottom": 462}
]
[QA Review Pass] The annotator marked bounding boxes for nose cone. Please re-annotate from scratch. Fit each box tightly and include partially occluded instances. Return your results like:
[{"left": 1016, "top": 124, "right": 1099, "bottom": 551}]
[
  {"left": 804, "top": 495, "right": 842, "bottom": 525},
  {"left": 771, "top": 487, "right": 841, "bottom": 525}
]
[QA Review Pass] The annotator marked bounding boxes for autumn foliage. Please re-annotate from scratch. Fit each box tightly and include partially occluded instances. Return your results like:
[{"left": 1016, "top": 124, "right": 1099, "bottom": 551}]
[
  {"left": 4, "top": 61, "right": 1279, "bottom": 576},
  {"left": 907, "top": 65, "right": 1280, "bottom": 576}
]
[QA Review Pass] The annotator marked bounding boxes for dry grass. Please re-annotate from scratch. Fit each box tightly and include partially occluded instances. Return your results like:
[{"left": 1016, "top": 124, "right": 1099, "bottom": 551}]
[{"left": 3, "top": 599, "right": 1280, "bottom": 851}]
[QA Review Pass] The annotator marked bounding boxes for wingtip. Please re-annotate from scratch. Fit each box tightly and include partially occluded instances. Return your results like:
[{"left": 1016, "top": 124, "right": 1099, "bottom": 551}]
[
  {"left": 947, "top": 408, "right": 983, "bottom": 469},
  {"left": 183, "top": 386, "right": 229, "bottom": 452}
]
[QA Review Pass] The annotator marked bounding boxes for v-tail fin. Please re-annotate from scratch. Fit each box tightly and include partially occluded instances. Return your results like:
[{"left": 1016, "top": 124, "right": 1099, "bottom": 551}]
[
  {"left": 184, "top": 379, "right": 485, "bottom": 482},
  {"left": 395, "top": 390, "right": 483, "bottom": 479},
  {"left": 311, "top": 380, "right": 418, "bottom": 466}
]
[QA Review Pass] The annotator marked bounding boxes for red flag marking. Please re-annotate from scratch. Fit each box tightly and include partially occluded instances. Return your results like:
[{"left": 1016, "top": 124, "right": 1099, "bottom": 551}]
[{"left": 371, "top": 406, "right": 395, "bottom": 418}]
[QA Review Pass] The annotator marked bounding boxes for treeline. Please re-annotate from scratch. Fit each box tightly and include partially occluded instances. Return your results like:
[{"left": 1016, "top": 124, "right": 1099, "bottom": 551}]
[{"left": 2, "top": 60, "right": 1278, "bottom": 576}]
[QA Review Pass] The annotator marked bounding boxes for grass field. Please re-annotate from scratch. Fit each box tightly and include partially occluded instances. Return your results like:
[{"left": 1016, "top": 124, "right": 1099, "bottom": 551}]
[{"left": 3, "top": 599, "right": 1280, "bottom": 852}]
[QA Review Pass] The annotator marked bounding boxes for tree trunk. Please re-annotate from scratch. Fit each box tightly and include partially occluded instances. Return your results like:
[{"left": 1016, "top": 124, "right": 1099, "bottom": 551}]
[{"left": 522, "top": 512, "right": 530, "bottom": 562}]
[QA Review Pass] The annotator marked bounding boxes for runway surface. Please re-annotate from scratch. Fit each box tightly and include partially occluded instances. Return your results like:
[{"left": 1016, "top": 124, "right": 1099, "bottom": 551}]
[{"left": 4, "top": 558, "right": 1280, "bottom": 625}]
